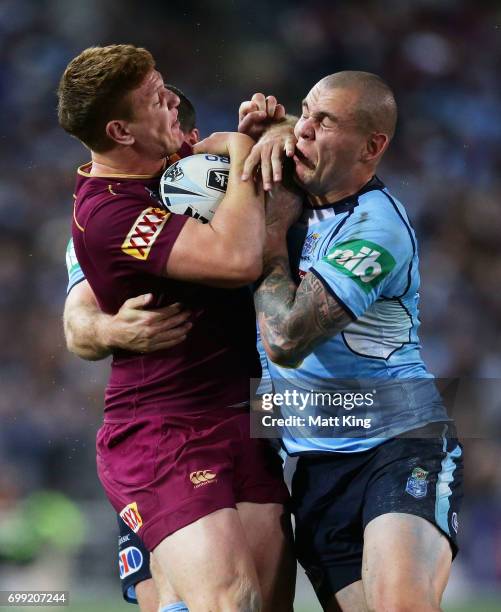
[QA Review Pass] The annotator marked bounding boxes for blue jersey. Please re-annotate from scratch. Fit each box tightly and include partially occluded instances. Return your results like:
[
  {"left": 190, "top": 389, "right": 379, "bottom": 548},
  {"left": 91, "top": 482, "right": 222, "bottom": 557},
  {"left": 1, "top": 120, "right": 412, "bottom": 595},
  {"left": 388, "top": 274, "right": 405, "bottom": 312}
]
[{"left": 263, "top": 177, "right": 448, "bottom": 454}]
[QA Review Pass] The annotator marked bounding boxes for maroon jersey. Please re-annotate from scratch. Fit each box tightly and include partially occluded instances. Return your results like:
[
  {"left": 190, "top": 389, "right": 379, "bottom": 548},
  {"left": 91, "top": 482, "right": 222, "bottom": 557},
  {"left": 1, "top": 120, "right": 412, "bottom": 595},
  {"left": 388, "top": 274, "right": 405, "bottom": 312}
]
[{"left": 72, "top": 159, "right": 260, "bottom": 416}]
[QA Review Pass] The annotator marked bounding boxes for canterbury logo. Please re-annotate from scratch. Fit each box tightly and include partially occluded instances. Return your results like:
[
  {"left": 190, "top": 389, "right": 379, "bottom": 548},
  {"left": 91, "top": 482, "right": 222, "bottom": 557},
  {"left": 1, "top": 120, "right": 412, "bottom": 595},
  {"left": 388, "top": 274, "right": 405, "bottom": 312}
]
[{"left": 190, "top": 470, "right": 217, "bottom": 487}]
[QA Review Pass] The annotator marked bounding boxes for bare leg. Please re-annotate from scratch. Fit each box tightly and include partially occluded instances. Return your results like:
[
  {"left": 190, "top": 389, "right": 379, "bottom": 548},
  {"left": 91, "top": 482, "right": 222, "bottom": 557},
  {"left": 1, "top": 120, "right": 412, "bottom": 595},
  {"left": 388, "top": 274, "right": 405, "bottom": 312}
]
[
  {"left": 134, "top": 577, "right": 160, "bottom": 612},
  {"left": 153, "top": 507, "right": 261, "bottom": 612},
  {"left": 324, "top": 580, "right": 368, "bottom": 612},
  {"left": 237, "top": 502, "right": 296, "bottom": 611},
  {"left": 363, "top": 513, "right": 452, "bottom": 612}
]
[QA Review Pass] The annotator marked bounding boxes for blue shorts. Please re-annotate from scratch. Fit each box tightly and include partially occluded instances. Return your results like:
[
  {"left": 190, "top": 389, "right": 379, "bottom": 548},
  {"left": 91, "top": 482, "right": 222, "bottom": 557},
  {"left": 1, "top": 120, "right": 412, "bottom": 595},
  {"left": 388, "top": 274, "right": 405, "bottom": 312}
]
[
  {"left": 118, "top": 516, "right": 151, "bottom": 604},
  {"left": 292, "top": 422, "right": 463, "bottom": 605}
]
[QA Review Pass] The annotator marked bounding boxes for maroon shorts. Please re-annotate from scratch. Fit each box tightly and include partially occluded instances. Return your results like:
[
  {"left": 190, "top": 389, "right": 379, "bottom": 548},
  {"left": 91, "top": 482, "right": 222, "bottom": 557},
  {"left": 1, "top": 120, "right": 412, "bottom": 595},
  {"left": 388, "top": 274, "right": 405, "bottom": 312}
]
[{"left": 96, "top": 406, "right": 289, "bottom": 551}]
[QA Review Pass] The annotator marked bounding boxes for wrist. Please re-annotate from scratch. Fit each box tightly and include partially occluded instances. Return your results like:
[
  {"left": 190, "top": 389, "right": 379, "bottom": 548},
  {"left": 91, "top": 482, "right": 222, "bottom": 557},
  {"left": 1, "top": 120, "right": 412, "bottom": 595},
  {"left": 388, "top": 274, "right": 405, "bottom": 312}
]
[
  {"left": 95, "top": 312, "right": 116, "bottom": 351},
  {"left": 228, "top": 133, "right": 254, "bottom": 155},
  {"left": 261, "top": 115, "right": 297, "bottom": 137},
  {"left": 264, "top": 227, "right": 288, "bottom": 262}
]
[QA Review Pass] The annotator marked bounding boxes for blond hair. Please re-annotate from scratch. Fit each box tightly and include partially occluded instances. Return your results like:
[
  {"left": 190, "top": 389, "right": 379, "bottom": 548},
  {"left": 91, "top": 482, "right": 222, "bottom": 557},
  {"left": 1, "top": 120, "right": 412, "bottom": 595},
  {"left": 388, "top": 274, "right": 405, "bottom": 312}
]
[{"left": 57, "top": 44, "right": 155, "bottom": 152}]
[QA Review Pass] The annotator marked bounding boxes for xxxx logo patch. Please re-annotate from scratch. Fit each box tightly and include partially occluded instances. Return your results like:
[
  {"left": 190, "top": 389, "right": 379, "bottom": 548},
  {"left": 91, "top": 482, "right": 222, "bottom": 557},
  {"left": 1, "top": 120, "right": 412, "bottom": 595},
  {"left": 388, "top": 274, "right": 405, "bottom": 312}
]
[
  {"left": 119, "top": 502, "right": 143, "bottom": 533},
  {"left": 122, "top": 207, "right": 170, "bottom": 260}
]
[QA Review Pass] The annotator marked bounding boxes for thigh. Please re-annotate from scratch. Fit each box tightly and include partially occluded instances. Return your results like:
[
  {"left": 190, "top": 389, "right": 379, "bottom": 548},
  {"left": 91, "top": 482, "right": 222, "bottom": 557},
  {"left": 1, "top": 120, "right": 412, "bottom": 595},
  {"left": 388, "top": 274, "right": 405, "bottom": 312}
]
[
  {"left": 237, "top": 501, "right": 296, "bottom": 612},
  {"left": 134, "top": 579, "right": 159, "bottom": 612},
  {"left": 325, "top": 581, "right": 368, "bottom": 612},
  {"left": 153, "top": 507, "right": 260, "bottom": 612},
  {"left": 362, "top": 426, "right": 464, "bottom": 610},
  {"left": 363, "top": 513, "right": 452, "bottom": 610},
  {"left": 292, "top": 454, "right": 372, "bottom": 611}
]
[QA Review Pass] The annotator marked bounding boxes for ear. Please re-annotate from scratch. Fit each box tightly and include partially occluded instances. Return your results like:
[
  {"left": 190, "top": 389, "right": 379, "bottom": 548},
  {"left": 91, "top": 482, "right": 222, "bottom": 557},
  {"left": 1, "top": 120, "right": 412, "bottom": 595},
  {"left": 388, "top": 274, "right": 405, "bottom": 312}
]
[
  {"left": 105, "top": 120, "right": 135, "bottom": 146},
  {"left": 361, "top": 132, "right": 389, "bottom": 163},
  {"left": 186, "top": 128, "right": 200, "bottom": 146}
]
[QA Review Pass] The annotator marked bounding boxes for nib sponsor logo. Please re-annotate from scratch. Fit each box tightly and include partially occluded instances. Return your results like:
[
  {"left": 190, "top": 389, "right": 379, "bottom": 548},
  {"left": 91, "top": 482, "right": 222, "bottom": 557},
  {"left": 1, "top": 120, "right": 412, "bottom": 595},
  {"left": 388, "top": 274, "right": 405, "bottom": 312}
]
[
  {"left": 119, "top": 502, "right": 143, "bottom": 533},
  {"left": 190, "top": 469, "right": 217, "bottom": 488},
  {"left": 324, "top": 239, "right": 395, "bottom": 293}
]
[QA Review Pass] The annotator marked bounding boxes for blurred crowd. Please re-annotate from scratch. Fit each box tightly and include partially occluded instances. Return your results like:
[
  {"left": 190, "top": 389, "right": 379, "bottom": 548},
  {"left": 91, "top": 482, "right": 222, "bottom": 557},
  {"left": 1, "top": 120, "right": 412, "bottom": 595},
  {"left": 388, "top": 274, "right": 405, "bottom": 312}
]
[{"left": 0, "top": 0, "right": 500, "bottom": 601}]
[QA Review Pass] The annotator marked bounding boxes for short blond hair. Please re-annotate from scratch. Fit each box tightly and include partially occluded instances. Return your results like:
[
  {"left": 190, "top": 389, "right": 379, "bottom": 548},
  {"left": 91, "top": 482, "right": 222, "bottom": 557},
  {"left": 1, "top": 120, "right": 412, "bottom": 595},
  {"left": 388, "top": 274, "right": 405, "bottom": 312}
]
[{"left": 57, "top": 44, "right": 155, "bottom": 152}]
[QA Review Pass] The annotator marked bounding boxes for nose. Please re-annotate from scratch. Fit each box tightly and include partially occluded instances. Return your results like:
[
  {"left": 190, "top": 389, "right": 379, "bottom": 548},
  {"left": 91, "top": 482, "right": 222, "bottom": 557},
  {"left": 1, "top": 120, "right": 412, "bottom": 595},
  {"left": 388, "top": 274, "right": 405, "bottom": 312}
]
[{"left": 295, "top": 116, "right": 315, "bottom": 141}]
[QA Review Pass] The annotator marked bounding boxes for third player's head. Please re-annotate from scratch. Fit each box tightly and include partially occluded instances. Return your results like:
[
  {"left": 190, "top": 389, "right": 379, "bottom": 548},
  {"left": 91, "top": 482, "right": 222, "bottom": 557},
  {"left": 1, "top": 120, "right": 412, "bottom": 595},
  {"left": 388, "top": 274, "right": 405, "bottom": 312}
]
[
  {"left": 293, "top": 71, "right": 397, "bottom": 201},
  {"left": 165, "top": 84, "right": 200, "bottom": 146},
  {"left": 57, "top": 44, "right": 184, "bottom": 160}
]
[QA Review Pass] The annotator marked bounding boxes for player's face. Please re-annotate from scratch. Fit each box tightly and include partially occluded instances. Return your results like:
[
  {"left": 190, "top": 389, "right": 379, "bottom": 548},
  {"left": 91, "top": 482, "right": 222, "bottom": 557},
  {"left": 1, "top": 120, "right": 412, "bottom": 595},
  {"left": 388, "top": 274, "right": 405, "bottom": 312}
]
[
  {"left": 293, "top": 84, "right": 368, "bottom": 198},
  {"left": 127, "top": 70, "right": 184, "bottom": 158}
]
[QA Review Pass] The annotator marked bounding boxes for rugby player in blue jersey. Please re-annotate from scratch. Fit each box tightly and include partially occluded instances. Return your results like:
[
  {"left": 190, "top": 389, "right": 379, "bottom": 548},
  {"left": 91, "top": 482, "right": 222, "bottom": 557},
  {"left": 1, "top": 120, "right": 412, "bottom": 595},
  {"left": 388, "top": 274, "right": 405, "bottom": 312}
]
[{"left": 243, "top": 72, "right": 463, "bottom": 612}]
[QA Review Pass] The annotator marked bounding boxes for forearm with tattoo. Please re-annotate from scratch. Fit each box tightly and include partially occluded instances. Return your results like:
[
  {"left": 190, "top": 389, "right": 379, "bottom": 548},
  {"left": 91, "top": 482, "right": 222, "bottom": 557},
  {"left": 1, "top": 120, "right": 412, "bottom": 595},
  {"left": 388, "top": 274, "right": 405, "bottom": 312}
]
[{"left": 254, "top": 255, "right": 353, "bottom": 368}]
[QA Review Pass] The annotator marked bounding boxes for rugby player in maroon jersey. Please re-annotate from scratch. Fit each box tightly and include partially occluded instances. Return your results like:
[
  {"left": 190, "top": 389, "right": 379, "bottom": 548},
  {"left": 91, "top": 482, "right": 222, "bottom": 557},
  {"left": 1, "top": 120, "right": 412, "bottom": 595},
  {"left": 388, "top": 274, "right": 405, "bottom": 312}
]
[
  {"left": 58, "top": 45, "right": 294, "bottom": 612},
  {"left": 65, "top": 84, "right": 202, "bottom": 612}
]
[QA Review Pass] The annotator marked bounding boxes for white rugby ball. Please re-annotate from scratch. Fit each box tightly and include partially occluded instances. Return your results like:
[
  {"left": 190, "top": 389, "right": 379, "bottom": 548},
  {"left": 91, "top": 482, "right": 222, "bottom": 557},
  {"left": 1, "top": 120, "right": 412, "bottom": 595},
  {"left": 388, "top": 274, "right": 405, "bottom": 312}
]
[{"left": 160, "top": 154, "right": 230, "bottom": 223}]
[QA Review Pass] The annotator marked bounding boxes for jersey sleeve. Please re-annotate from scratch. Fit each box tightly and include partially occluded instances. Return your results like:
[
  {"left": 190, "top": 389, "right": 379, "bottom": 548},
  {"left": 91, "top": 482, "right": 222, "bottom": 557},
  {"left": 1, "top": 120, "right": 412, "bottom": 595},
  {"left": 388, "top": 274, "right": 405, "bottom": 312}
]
[
  {"left": 311, "top": 209, "right": 413, "bottom": 319},
  {"left": 66, "top": 238, "right": 85, "bottom": 294},
  {"left": 83, "top": 197, "right": 189, "bottom": 279}
]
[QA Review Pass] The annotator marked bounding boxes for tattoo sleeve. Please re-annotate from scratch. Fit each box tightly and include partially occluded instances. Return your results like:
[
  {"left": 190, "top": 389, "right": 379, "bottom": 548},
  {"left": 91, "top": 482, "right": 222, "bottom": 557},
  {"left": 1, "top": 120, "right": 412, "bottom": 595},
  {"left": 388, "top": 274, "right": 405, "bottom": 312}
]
[{"left": 254, "top": 254, "right": 353, "bottom": 367}]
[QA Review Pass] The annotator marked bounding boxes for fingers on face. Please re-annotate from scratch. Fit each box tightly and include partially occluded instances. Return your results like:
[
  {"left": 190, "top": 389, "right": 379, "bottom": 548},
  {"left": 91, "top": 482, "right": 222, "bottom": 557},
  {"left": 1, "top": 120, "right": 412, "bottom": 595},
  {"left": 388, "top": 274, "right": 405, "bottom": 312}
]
[
  {"left": 242, "top": 146, "right": 261, "bottom": 180},
  {"left": 260, "top": 148, "right": 273, "bottom": 190},
  {"left": 285, "top": 134, "right": 296, "bottom": 157},
  {"left": 271, "top": 142, "right": 283, "bottom": 182}
]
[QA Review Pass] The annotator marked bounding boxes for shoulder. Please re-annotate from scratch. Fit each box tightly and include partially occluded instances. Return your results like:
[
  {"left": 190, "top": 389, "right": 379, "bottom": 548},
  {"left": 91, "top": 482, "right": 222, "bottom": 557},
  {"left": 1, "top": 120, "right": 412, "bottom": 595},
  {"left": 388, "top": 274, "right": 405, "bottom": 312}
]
[
  {"left": 75, "top": 179, "right": 161, "bottom": 230},
  {"left": 347, "top": 188, "right": 415, "bottom": 247}
]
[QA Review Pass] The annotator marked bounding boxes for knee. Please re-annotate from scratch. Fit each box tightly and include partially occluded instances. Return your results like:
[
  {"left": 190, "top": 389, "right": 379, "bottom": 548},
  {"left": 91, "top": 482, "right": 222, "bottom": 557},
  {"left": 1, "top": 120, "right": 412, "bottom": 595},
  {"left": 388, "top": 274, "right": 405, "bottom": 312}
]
[
  {"left": 191, "top": 572, "right": 262, "bottom": 612},
  {"left": 235, "top": 575, "right": 262, "bottom": 612},
  {"left": 368, "top": 592, "right": 440, "bottom": 612}
]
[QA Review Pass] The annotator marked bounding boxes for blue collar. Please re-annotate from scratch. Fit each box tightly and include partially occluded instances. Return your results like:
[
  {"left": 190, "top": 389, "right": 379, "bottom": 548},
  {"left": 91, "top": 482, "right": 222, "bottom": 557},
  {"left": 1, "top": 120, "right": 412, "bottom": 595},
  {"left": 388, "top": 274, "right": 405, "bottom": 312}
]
[{"left": 305, "top": 176, "right": 386, "bottom": 214}]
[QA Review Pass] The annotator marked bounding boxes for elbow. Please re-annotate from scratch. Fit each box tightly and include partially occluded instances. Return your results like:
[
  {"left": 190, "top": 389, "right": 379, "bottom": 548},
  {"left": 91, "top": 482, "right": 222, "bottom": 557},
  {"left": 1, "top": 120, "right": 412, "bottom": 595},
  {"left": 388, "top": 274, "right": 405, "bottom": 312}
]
[
  {"left": 64, "top": 325, "right": 78, "bottom": 355},
  {"left": 227, "top": 254, "right": 263, "bottom": 286},
  {"left": 265, "top": 341, "right": 303, "bottom": 369},
  {"left": 64, "top": 325, "right": 103, "bottom": 361},
  {"left": 240, "top": 258, "right": 263, "bottom": 284},
  {"left": 268, "top": 350, "right": 303, "bottom": 369}
]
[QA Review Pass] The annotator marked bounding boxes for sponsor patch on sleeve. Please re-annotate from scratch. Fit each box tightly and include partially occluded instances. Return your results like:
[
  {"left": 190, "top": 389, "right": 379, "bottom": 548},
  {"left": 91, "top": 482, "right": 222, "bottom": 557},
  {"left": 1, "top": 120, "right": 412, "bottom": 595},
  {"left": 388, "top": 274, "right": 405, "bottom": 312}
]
[
  {"left": 118, "top": 546, "right": 144, "bottom": 579},
  {"left": 121, "top": 207, "right": 170, "bottom": 260},
  {"left": 322, "top": 239, "right": 396, "bottom": 293},
  {"left": 65, "top": 238, "right": 80, "bottom": 276}
]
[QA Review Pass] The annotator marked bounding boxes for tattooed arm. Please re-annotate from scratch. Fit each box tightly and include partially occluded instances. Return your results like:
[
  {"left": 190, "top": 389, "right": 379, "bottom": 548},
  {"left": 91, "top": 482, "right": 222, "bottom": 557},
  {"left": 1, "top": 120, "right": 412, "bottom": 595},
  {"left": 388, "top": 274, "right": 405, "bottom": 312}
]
[
  {"left": 255, "top": 251, "right": 353, "bottom": 368},
  {"left": 255, "top": 182, "right": 353, "bottom": 367}
]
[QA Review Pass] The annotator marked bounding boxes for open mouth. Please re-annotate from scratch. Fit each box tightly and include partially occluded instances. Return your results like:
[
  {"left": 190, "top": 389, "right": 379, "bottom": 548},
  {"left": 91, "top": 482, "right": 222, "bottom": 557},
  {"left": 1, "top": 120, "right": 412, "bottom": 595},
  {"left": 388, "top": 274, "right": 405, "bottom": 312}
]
[{"left": 293, "top": 148, "right": 315, "bottom": 169}]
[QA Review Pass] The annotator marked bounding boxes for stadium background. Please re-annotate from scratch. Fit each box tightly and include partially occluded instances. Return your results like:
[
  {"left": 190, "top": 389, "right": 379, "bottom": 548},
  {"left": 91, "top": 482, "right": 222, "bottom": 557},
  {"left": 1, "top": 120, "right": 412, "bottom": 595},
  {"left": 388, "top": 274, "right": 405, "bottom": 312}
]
[{"left": 0, "top": 0, "right": 500, "bottom": 610}]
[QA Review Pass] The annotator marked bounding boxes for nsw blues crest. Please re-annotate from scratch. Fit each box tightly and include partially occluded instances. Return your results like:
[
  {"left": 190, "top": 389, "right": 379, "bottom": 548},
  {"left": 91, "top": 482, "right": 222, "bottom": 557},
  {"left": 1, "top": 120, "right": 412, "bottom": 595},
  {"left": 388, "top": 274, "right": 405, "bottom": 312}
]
[
  {"left": 302, "top": 232, "right": 321, "bottom": 262},
  {"left": 405, "top": 466, "right": 429, "bottom": 499}
]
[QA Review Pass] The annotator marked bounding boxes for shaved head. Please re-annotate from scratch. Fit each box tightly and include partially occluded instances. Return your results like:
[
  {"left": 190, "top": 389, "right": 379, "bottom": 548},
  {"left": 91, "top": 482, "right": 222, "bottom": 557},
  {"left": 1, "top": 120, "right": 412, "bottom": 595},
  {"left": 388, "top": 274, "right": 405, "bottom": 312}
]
[{"left": 318, "top": 71, "right": 397, "bottom": 140}]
